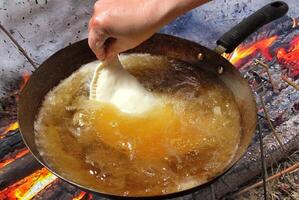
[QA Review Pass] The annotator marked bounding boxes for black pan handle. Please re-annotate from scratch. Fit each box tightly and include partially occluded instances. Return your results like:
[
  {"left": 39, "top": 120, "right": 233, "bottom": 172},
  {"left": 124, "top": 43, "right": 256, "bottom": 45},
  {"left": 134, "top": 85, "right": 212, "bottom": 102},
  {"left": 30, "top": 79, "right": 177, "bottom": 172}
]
[{"left": 216, "top": 1, "right": 288, "bottom": 53}]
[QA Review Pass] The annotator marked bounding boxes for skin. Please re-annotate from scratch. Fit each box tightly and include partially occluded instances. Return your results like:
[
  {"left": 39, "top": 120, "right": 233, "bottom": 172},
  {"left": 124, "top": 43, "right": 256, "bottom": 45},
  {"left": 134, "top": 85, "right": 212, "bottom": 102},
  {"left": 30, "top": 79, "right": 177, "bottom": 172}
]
[{"left": 88, "top": 0, "right": 210, "bottom": 60}]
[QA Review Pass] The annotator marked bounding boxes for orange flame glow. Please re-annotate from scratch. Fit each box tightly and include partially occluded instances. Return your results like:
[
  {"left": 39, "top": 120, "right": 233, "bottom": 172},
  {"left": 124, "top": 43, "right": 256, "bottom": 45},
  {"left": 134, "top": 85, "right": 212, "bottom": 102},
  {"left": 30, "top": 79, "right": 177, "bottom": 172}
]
[
  {"left": 19, "top": 72, "right": 30, "bottom": 92},
  {"left": 0, "top": 122, "right": 19, "bottom": 139},
  {"left": 3, "top": 122, "right": 19, "bottom": 134},
  {"left": 277, "top": 35, "right": 299, "bottom": 76},
  {"left": 0, "top": 72, "right": 30, "bottom": 139},
  {"left": 225, "top": 35, "right": 278, "bottom": 67},
  {"left": 73, "top": 191, "right": 87, "bottom": 200},
  {"left": 0, "top": 168, "right": 57, "bottom": 200},
  {"left": 0, "top": 149, "right": 29, "bottom": 169},
  {"left": 224, "top": 33, "right": 299, "bottom": 77}
]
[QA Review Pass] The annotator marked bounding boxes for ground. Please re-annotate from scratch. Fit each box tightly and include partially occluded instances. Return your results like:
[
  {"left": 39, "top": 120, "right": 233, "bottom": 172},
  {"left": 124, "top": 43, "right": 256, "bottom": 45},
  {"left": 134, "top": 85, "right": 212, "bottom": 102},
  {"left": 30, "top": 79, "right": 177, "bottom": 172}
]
[{"left": 236, "top": 151, "right": 299, "bottom": 200}]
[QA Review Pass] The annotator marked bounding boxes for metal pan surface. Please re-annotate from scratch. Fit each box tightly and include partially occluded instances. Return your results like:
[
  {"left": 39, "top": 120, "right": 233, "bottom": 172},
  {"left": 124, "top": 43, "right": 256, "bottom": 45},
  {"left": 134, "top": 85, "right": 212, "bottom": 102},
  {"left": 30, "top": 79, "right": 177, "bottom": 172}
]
[{"left": 18, "top": 1, "right": 288, "bottom": 198}]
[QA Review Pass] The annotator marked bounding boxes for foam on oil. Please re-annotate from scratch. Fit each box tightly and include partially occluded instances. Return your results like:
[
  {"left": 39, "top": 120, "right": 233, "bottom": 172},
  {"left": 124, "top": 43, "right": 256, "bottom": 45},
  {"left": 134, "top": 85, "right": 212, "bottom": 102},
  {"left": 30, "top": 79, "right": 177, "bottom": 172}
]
[{"left": 35, "top": 54, "right": 241, "bottom": 196}]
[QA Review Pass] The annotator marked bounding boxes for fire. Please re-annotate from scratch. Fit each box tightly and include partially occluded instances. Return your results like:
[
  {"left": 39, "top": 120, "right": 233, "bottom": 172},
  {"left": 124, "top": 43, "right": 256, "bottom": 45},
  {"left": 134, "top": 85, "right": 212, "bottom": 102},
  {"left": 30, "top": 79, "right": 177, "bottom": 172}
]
[
  {"left": 19, "top": 72, "right": 30, "bottom": 92},
  {"left": 3, "top": 122, "right": 19, "bottom": 134},
  {"left": 0, "top": 168, "right": 57, "bottom": 200},
  {"left": 0, "top": 149, "right": 29, "bottom": 168},
  {"left": 0, "top": 72, "right": 30, "bottom": 139},
  {"left": 225, "top": 35, "right": 278, "bottom": 67},
  {"left": 72, "top": 191, "right": 93, "bottom": 200},
  {"left": 73, "top": 191, "right": 87, "bottom": 200},
  {"left": 277, "top": 35, "right": 299, "bottom": 76},
  {"left": 224, "top": 33, "right": 298, "bottom": 77},
  {"left": 0, "top": 122, "right": 19, "bottom": 139}
]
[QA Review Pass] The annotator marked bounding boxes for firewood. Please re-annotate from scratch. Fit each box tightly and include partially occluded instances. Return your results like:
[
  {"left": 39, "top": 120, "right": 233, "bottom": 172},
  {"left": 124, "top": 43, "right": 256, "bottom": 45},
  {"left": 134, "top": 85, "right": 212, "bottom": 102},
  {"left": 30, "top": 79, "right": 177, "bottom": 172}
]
[
  {"left": 0, "top": 130, "right": 25, "bottom": 160},
  {"left": 0, "top": 153, "right": 42, "bottom": 190}
]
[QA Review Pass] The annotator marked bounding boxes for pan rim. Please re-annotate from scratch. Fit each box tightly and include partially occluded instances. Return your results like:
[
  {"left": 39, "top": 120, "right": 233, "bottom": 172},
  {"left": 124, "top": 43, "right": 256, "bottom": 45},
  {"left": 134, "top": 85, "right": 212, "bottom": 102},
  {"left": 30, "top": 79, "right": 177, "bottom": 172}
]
[{"left": 18, "top": 34, "right": 257, "bottom": 199}]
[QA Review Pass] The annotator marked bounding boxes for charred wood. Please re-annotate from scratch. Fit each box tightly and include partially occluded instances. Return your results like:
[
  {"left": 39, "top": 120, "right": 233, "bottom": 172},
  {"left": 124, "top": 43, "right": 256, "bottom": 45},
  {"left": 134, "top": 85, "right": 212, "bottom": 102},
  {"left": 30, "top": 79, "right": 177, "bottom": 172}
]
[
  {"left": 0, "top": 153, "right": 42, "bottom": 190},
  {"left": 32, "top": 179, "right": 79, "bottom": 200},
  {"left": 0, "top": 130, "right": 25, "bottom": 160}
]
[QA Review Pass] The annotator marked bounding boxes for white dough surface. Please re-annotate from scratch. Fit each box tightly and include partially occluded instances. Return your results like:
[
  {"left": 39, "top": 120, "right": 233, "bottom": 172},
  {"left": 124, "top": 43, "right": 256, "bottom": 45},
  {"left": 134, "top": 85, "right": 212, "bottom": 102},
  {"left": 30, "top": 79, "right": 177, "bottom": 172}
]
[{"left": 90, "top": 57, "right": 158, "bottom": 114}]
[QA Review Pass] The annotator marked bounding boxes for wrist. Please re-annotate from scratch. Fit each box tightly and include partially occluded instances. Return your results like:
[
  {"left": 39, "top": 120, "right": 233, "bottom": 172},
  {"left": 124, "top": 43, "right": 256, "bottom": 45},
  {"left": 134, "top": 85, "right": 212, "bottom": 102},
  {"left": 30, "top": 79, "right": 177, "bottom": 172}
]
[
  {"left": 175, "top": 0, "right": 211, "bottom": 12},
  {"left": 152, "top": 0, "right": 210, "bottom": 27}
]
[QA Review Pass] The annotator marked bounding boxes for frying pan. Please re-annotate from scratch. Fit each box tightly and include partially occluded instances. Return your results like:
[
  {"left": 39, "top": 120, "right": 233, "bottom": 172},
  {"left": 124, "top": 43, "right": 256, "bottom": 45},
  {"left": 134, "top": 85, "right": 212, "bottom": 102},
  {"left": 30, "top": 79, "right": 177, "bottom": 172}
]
[{"left": 18, "top": 2, "right": 288, "bottom": 199}]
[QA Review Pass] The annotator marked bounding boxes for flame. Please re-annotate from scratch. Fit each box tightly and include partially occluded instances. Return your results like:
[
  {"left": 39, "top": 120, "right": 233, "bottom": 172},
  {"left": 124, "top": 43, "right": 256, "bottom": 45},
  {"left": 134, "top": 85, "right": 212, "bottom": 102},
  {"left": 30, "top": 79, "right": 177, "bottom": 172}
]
[
  {"left": 0, "top": 168, "right": 57, "bottom": 200},
  {"left": 0, "top": 149, "right": 29, "bottom": 168},
  {"left": 72, "top": 192, "right": 93, "bottom": 200},
  {"left": 276, "top": 35, "right": 299, "bottom": 76},
  {"left": 225, "top": 35, "right": 278, "bottom": 67},
  {"left": 19, "top": 72, "right": 30, "bottom": 92},
  {"left": 3, "top": 122, "right": 19, "bottom": 134},
  {"left": 0, "top": 72, "right": 30, "bottom": 139},
  {"left": 0, "top": 122, "right": 19, "bottom": 139},
  {"left": 224, "top": 33, "right": 298, "bottom": 77},
  {"left": 73, "top": 191, "right": 87, "bottom": 200}
]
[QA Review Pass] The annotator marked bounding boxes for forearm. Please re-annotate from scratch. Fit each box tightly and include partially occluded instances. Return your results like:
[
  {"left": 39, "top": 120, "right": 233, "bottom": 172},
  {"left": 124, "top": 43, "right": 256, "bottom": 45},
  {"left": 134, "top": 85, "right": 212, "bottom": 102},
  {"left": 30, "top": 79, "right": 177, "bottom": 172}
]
[
  {"left": 172, "top": 0, "right": 211, "bottom": 14},
  {"left": 156, "top": 0, "right": 210, "bottom": 26}
]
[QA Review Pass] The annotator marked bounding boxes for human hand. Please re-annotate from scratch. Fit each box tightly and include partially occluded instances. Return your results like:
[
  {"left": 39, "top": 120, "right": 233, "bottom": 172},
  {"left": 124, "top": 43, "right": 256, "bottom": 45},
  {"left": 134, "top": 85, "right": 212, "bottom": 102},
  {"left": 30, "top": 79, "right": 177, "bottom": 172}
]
[{"left": 88, "top": 0, "right": 209, "bottom": 60}]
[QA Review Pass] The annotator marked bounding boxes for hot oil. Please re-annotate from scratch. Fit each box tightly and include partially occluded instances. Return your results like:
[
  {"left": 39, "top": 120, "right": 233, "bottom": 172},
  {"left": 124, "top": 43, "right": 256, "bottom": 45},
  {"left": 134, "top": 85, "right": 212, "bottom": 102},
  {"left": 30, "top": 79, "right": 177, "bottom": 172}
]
[{"left": 35, "top": 55, "right": 241, "bottom": 196}]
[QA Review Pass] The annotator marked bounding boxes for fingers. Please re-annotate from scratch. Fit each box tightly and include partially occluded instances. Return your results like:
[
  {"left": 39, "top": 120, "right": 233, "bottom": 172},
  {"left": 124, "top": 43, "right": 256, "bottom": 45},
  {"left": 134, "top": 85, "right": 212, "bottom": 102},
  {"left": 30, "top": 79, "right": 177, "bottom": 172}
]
[
  {"left": 88, "top": 30, "right": 107, "bottom": 60},
  {"left": 88, "top": 19, "right": 109, "bottom": 60},
  {"left": 88, "top": 10, "right": 132, "bottom": 61},
  {"left": 103, "top": 38, "right": 117, "bottom": 60},
  {"left": 105, "top": 39, "right": 131, "bottom": 60}
]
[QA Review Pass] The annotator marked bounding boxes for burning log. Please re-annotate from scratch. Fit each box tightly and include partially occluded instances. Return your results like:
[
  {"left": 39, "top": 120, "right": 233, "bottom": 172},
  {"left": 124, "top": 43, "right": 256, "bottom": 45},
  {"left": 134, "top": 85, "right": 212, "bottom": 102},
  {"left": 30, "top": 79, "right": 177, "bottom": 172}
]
[
  {"left": 72, "top": 191, "right": 88, "bottom": 200},
  {"left": 0, "top": 71, "right": 31, "bottom": 132},
  {"left": 0, "top": 167, "right": 57, "bottom": 199},
  {"left": 0, "top": 122, "right": 19, "bottom": 139},
  {"left": 0, "top": 148, "right": 29, "bottom": 168},
  {"left": 223, "top": 29, "right": 298, "bottom": 79},
  {"left": 32, "top": 179, "right": 79, "bottom": 200},
  {"left": 0, "top": 129, "right": 25, "bottom": 160},
  {"left": 0, "top": 110, "right": 17, "bottom": 133},
  {"left": 277, "top": 35, "right": 299, "bottom": 77},
  {"left": 0, "top": 153, "right": 42, "bottom": 190}
]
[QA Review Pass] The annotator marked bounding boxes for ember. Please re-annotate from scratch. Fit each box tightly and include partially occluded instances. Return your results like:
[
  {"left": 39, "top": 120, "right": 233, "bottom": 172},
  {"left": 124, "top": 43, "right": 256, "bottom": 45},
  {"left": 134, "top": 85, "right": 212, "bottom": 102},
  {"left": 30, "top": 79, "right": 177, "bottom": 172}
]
[
  {"left": 277, "top": 35, "right": 299, "bottom": 76},
  {"left": 0, "top": 168, "right": 57, "bottom": 200},
  {"left": 0, "top": 71, "right": 30, "bottom": 139},
  {"left": 225, "top": 33, "right": 299, "bottom": 77},
  {"left": 0, "top": 148, "right": 29, "bottom": 168},
  {"left": 72, "top": 191, "right": 87, "bottom": 200},
  {"left": 0, "top": 122, "right": 19, "bottom": 139}
]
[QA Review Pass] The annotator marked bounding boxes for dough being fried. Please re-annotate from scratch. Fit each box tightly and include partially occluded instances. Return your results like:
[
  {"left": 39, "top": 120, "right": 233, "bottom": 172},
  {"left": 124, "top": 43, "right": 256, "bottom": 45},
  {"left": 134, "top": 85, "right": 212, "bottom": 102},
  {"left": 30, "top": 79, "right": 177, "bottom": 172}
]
[{"left": 90, "top": 57, "right": 158, "bottom": 114}]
